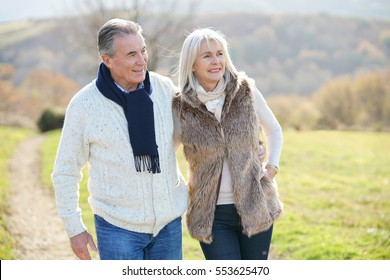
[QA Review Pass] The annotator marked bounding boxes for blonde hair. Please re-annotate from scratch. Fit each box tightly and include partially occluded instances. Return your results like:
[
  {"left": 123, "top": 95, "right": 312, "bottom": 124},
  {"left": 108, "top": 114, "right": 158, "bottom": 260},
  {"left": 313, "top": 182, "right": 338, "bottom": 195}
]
[{"left": 178, "top": 28, "right": 239, "bottom": 93}]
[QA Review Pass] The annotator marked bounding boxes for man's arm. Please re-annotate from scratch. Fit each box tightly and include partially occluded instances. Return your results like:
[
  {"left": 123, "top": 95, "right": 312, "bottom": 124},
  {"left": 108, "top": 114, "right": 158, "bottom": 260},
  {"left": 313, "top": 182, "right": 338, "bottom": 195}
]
[{"left": 51, "top": 97, "right": 92, "bottom": 257}]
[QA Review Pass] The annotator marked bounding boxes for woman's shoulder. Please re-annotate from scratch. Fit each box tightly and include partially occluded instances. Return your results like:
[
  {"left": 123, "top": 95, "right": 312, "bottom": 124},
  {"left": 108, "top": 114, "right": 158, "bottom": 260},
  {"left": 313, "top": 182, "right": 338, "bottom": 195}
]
[
  {"left": 236, "top": 71, "right": 256, "bottom": 89},
  {"left": 172, "top": 92, "right": 182, "bottom": 109}
]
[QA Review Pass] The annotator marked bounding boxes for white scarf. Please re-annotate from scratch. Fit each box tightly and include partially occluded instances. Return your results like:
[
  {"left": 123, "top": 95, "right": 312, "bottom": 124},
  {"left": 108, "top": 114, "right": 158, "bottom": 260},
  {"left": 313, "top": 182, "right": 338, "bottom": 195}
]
[{"left": 196, "top": 78, "right": 226, "bottom": 122}]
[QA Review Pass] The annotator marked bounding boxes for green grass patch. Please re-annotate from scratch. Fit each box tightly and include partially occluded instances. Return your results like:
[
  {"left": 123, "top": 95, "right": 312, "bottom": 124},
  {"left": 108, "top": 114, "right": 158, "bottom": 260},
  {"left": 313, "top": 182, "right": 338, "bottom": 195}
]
[
  {"left": 0, "top": 126, "right": 34, "bottom": 259},
  {"left": 273, "top": 130, "right": 390, "bottom": 259},
  {"left": 41, "top": 130, "right": 390, "bottom": 259}
]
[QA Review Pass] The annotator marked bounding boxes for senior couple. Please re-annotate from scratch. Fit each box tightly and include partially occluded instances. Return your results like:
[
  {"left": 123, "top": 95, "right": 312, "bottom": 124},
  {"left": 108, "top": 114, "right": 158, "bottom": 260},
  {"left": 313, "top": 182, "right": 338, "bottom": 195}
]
[{"left": 52, "top": 18, "right": 283, "bottom": 260}]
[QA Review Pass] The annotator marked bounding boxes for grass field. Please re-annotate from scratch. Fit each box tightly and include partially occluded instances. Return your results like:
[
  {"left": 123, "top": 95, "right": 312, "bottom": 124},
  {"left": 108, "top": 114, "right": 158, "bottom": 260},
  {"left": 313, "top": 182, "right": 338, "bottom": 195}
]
[
  {"left": 0, "top": 126, "right": 34, "bottom": 259},
  {"left": 274, "top": 130, "right": 390, "bottom": 259},
  {"left": 38, "top": 129, "right": 390, "bottom": 259}
]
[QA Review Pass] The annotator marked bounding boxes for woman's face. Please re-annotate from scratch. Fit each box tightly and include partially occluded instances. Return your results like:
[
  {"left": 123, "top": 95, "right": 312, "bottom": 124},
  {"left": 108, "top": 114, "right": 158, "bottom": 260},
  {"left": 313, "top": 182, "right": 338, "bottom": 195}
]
[{"left": 192, "top": 39, "right": 225, "bottom": 92}]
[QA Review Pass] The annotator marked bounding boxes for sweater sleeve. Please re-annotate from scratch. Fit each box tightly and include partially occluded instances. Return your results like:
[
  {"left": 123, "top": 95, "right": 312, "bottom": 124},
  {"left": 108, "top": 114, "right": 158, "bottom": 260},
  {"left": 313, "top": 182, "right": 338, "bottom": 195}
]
[
  {"left": 252, "top": 87, "right": 283, "bottom": 169},
  {"left": 172, "top": 107, "right": 182, "bottom": 151},
  {"left": 163, "top": 76, "right": 182, "bottom": 151},
  {"left": 51, "top": 97, "right": 89, "bottom": 238}
]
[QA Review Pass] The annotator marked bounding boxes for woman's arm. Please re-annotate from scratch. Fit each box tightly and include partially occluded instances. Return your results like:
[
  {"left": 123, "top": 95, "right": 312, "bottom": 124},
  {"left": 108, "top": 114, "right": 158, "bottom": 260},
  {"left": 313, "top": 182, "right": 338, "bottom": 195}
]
[{"left": 252, "top": 87, "right": 283, "bottom": 177}]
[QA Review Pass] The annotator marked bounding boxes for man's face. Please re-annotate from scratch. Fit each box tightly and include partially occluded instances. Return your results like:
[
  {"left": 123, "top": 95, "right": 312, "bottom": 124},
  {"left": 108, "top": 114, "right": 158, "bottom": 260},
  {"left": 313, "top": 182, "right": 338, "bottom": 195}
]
[{"left": 103, "top": 33, "right": 148, "bottom": 92}]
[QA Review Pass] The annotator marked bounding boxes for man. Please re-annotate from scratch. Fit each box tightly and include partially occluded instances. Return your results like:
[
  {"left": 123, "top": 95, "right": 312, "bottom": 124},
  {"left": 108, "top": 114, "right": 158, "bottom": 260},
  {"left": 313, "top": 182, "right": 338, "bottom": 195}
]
[{"left": 52, "top": 18, "right": 187, "bottom": 260}]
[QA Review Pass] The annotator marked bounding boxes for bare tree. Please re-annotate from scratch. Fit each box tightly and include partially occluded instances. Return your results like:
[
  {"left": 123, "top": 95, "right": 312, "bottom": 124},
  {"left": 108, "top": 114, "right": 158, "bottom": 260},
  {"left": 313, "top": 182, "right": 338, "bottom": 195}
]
[{"left": 69, "top": 0, "right": 199, "bottom": 77}]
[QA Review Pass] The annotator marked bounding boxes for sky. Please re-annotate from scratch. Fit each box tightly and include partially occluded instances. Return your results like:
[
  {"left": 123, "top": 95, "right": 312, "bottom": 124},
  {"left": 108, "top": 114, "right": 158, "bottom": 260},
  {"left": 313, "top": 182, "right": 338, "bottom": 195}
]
[
  {"left": 0, "top": 0, "right": 389, "bottom": 23},
  {"left": 0, "top": 0, "right": 78, "bottom": 22}
]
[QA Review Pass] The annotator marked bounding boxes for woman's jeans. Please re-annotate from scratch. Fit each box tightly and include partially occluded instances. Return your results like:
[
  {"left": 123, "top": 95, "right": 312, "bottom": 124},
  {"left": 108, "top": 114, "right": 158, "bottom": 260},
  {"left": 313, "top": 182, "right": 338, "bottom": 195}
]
[
  {"left": 94, "top": 215, "right": 182, "bottom": 260},
  {"left": 200, "top": 204, "right": 273, "bottom": 260}
]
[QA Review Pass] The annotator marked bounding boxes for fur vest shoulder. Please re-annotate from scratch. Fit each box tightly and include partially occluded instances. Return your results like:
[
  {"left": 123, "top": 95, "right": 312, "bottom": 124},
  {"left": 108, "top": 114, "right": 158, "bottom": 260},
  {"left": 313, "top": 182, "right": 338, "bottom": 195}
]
[{"left": 173, "top": 73, "right": 283, "bottom": 244}]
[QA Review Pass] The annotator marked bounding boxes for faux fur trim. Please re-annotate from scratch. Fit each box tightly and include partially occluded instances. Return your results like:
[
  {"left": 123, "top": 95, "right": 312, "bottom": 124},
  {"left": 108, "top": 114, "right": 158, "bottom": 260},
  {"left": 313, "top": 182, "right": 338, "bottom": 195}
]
[{"left": 173, "top": 73, "right": 283, "bottom": 243}]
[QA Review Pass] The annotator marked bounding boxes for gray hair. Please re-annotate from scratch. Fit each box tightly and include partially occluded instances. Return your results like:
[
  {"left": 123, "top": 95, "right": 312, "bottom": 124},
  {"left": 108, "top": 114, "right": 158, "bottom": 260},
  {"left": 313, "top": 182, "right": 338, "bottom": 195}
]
[
  {"left": 178, "top": 28, "right": 239, "bottom": 93},
  {"left": 97, "top": 18, "right": 143, "bottom": 57}
]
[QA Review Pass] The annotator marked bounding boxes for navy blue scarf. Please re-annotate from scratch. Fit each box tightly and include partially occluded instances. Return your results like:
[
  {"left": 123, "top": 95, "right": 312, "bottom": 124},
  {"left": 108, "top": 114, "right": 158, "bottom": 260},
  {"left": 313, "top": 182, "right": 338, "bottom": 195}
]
[{"left": 96, "top": 62, "right": 160, "bottom": 173}]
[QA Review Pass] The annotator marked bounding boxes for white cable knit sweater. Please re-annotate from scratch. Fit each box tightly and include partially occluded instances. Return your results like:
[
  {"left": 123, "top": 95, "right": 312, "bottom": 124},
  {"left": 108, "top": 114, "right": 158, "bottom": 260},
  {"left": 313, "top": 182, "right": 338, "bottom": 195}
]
[{"left": 52, "top": 72, "right": 188, "bottom": 238}]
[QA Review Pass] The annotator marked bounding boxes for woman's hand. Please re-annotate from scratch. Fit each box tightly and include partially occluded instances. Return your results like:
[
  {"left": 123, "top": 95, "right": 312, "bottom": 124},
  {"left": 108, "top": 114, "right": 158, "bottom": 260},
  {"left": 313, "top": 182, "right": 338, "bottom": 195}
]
[
  {"left": 258, "top": 142, "right": 278, "bottom": 179},
  {"left": 265, "top": 167, "right": 277, "bottom": 179},
  {"left": 265, "top": 165, "right": 279, "bottom": 179},
  {"left": 258, "top": 143, "right": 266, "bottom": 165}
]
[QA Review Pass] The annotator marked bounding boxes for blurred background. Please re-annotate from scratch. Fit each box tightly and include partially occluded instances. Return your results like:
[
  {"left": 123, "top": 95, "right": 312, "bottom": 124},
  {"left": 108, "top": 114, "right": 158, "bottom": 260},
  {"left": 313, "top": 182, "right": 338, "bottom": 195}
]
[
  {"left": 0, "top": 0, "right": 389, "bottom": 261},
  {"left": 0, "top": 0, "right": 389, "bottom": 131}
]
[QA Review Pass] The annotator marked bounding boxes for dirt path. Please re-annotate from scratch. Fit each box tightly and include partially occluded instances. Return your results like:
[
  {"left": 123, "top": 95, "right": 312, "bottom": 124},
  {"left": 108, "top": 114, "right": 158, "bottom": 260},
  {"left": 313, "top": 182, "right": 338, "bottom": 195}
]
[{"left": 7, "top": 135, "right": 76, "bottom": 260}]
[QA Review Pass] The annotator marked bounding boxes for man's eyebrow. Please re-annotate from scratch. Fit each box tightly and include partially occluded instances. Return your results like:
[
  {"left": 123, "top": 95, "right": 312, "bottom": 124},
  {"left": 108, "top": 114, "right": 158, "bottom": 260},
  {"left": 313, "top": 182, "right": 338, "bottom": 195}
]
[{"left": 127, "top": 46, "right": 146, "bottom": 56}]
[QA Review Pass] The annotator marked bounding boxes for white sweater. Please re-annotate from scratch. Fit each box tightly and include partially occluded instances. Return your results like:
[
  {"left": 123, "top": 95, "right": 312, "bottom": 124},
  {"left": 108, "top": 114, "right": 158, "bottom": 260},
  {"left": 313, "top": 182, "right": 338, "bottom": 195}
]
[{"left": 52, "top": 72, "right": 188, "bottom": 238}]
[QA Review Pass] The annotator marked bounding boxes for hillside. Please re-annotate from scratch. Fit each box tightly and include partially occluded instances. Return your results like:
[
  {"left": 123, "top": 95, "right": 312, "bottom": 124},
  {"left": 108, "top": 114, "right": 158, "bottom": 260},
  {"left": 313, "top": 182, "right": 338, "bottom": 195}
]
[
  {"left": 1, "top": 13, "right": 389, "bottom": 96},
  {"left": 198, "top": 13, "right": 390, "bottom": 95},
  {"left": 0, "top": 19, "right": 94, "bottom": 86}
]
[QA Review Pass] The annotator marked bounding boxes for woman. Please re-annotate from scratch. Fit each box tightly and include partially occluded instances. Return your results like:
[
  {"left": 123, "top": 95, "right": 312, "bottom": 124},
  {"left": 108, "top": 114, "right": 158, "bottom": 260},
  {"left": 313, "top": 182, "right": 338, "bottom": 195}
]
[{"left": 173, "top": 28, "right": 283, "bottom": 260}]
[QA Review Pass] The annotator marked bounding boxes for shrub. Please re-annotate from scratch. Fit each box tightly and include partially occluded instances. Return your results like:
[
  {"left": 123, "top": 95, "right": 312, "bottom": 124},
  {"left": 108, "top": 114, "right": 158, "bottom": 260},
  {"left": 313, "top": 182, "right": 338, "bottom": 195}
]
[{"left": 37, "top": 107, "right": 65, "bottom": 132}]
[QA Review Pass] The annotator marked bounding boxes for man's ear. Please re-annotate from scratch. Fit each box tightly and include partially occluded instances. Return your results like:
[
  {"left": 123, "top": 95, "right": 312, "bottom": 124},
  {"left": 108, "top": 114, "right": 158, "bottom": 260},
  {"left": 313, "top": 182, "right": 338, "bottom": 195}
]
[{"left": 101, "top": 55, "right": 111, "bottom": 68}]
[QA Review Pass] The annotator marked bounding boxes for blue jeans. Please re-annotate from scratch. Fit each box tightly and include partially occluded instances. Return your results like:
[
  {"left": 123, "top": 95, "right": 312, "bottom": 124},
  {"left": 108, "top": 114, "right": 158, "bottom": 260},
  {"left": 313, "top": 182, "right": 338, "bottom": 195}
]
[
  {"left": 200, "top": 204, "right": 274, "bottom": 260},
  {"left": 94, "top": 215, "right": 182, "bottom": 260}
]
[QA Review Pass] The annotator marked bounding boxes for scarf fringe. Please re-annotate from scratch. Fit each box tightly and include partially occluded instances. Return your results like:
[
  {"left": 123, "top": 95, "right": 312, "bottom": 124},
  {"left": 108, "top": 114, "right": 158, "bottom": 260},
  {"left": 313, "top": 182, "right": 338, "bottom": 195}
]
[{"left": 135, "top": 155, "right": 161, "bottom": 174}]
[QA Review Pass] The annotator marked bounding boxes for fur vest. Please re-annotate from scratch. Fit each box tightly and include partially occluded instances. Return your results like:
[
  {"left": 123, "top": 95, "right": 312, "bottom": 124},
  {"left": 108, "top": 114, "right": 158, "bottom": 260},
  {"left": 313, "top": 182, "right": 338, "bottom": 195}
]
[{"left": 173, "top": 73, "right": 283, "bottom": 244}]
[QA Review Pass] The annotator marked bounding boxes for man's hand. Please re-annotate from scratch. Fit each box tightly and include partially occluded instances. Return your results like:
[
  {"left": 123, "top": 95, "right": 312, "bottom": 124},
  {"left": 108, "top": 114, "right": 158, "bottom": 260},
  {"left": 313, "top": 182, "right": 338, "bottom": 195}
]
[{"left": 70, "top": 231, "right": 98, "bottom": 260}]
